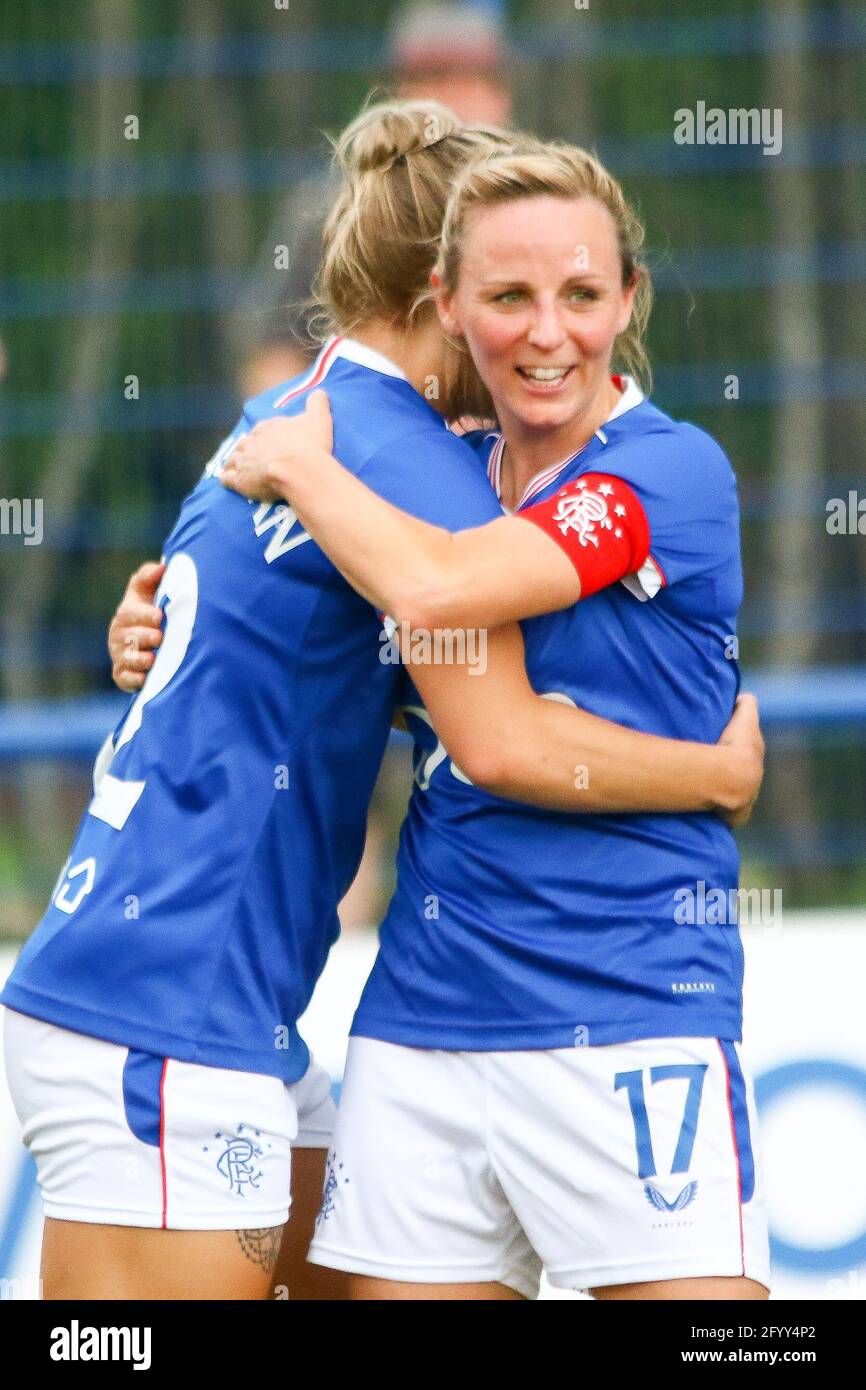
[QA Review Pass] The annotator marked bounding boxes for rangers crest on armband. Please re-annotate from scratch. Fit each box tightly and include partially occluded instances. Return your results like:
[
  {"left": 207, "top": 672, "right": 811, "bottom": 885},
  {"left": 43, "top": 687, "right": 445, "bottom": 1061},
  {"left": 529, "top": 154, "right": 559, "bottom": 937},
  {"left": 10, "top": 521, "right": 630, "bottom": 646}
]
[{"left": 552, "top": 479, "right": 628, "bottom": 549}]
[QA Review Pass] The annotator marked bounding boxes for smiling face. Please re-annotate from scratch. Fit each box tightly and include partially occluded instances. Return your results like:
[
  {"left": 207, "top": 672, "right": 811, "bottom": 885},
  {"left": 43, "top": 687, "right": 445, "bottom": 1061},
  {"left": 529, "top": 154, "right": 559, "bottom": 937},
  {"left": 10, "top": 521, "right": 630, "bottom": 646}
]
[{"left": 437, "top": 194, "right": 638, "bottom": 449}]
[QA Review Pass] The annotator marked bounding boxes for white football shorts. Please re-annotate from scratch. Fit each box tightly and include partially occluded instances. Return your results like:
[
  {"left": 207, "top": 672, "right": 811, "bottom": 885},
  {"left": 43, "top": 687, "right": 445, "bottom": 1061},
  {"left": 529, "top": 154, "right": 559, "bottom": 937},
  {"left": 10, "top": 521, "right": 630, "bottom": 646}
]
[
  {"left": 308, "top": 1035, "right": 770, "bottom": 1298},
  {"left": 3, "top": 1007, "right": 336, "bottom": 1229}
]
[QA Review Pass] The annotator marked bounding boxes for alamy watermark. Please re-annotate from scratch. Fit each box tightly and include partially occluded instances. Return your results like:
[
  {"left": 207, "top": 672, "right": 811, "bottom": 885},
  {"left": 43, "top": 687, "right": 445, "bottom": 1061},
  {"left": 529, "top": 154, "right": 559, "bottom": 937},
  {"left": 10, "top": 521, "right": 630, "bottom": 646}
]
[
  {"left": 0, "top": 497, "right": 43, "bottom": 545},
  {"left": 50, "top": 1320, "right": 151, "bottom": 1370},
  {"left": 674, "top": 102, "right": 783, "bottom": 157},
  {"left": 379, "top": 620, "right": 487, "bottom": 675},
  {"left": 674, "top": 880, "right": 783, "bottom": 929},
  {"left": 0, "top": 1276, "right": 43, "bottom": 1300},
  {"left": 825, "top": 1269, "right": 866, "bottom": 1299},
  {"left": 826, "top": 491, "right": 866, "bottom": 535}
]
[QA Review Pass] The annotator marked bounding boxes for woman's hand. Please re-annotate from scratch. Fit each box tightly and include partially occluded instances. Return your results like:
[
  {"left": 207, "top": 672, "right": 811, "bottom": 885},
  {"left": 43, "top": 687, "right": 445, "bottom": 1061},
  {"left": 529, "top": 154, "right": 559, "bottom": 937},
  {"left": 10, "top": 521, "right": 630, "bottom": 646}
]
[
  {"left": 108, "top": 561, "right": 165, "bottom": 692},
  {"left": 717, "top": 693, "right": 765, "bottom": 828},
  {"left": 220, "top": 391, "right": 334, "bottom": 503}
]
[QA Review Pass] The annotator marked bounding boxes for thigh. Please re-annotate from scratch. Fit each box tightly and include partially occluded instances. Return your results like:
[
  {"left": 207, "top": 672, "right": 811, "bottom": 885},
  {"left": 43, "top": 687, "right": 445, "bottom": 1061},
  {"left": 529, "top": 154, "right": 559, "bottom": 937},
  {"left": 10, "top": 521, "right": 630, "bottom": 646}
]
[
  {"left": 593, "top": 1276, "right": 768, "bottom": 1301},
  {"left": 271, "top": 1148, "right": 349, "bottom": 1301},
  {"left": 487, "top": 1038, "right": 770, "bottom": 1296},
  {"left": 349, "top": 1275, "right": 525, "bottom": 1301},
  {"left": 270, "top": 1055, "right": 348, "bottom": 1300},
  {"left": 41, "top": 1218, "right": 279, "bottom": 1300},
  {"left": 307, "top": 1037, "right": 542, "bottom": 1300}
]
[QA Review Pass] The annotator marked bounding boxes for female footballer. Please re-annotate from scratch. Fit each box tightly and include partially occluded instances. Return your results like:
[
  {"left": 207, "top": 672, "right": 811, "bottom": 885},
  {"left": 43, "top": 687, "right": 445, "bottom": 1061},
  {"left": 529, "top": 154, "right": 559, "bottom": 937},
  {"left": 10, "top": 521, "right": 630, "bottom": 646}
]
[{"left": 218, "top": 142, "right": 771, "bottom": 1301}]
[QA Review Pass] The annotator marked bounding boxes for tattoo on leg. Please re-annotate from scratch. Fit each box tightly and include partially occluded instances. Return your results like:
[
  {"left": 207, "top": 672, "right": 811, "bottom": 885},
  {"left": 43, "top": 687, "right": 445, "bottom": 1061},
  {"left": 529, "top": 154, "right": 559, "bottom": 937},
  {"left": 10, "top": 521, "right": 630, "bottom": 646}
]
[{"left": 236, "top": 1225, "right": 284, "bottom": 1274}]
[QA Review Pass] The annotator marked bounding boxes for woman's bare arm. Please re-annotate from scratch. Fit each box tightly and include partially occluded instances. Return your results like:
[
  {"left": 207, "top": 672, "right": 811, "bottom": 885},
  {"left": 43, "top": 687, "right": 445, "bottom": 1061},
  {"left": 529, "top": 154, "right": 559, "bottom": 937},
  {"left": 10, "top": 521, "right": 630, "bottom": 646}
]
[
  {"left": 219, "top": 393, "right": 582, "bottom": 631},
  {"left": 106, "top": 565, "right": 763, "bottom": 822},
  {"left": 406, "top": 622, "right": 763, "bottom": 819}
]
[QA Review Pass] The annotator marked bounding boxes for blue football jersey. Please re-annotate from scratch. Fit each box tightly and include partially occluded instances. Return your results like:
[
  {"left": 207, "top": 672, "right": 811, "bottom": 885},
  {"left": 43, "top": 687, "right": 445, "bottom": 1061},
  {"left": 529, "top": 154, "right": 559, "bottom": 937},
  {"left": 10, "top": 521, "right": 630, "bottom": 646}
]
[
  {"left": 354, "top": 388, "right": 747, "bottom": 1050},
  {"left": 2, "top": 338, "right": 504, "bottom": 1081}
]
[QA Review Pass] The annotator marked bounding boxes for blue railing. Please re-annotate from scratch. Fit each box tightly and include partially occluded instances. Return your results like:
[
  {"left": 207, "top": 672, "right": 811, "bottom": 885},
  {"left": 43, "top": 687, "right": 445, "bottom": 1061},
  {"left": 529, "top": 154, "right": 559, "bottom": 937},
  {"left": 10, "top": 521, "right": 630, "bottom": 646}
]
[{"left": 1, "top": 668, "right": 865, "bottom": 763}]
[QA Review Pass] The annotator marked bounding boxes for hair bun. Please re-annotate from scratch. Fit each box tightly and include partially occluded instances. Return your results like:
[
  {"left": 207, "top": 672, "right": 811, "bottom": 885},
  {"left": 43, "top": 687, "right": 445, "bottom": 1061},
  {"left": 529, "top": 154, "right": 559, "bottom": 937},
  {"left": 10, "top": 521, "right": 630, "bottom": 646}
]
[{"left": 334, "top": 99, "right": 460, "bottom": 176}]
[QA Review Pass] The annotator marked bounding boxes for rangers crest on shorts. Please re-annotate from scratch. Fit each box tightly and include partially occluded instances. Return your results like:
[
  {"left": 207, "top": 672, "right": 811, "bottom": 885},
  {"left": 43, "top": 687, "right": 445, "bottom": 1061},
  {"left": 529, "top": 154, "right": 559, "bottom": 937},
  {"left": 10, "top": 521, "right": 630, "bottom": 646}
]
[
  {"left": 211, "top": 1125, "right": 266, "bottom": 1196},
  {"left": 317, "top": 1151, "right": 351, "bottom": 1226}
]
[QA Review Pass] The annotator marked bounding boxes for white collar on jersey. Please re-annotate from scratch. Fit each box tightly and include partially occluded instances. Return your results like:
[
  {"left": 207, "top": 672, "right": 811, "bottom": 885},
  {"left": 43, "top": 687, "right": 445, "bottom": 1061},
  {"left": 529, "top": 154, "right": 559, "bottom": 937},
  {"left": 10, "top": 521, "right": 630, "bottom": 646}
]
[
  {"left": 487, "top": 374, "right": 645, "bottom": 513},
  {"left": 272, "top": 334, "right": 408, "bottom": 410},
  {"left": 599, "top": 373, "right": 644, "bottom": 431},
  {"left": 331, "top": 335, "right": 409, "bottom": 382}
]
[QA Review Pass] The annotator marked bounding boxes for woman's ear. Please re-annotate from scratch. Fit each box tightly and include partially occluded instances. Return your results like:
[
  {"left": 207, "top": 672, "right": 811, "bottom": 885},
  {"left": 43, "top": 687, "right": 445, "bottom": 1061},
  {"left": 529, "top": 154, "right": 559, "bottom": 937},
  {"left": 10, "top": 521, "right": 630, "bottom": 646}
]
[
  {"left": 432, "top": 271, "right": 462, "bottom": 340},
  {"left": 616, "top": 270, "right": 640, "bottom": 336}
]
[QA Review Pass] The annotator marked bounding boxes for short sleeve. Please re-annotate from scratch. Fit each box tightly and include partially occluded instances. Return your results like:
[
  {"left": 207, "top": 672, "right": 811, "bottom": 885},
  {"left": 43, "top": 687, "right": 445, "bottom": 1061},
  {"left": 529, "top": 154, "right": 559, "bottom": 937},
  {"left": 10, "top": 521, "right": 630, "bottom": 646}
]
[{"left": 588, "top": 424, "right": 741, "bottom": 600}]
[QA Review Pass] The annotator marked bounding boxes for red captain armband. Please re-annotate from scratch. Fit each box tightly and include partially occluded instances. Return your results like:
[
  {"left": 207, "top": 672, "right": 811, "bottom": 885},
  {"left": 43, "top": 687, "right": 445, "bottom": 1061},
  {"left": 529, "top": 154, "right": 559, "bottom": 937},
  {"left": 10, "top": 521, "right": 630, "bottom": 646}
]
[{"left": 518, "top": 471, "right": 651, "bottom": 600}]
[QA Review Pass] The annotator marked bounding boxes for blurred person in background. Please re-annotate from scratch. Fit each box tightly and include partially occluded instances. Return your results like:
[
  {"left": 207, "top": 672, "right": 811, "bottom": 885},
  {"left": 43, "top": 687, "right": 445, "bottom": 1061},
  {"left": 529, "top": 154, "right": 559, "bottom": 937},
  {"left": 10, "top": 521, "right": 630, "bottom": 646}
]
[{"left": 241, "top": 0, "right": 512, "bottom": 399}]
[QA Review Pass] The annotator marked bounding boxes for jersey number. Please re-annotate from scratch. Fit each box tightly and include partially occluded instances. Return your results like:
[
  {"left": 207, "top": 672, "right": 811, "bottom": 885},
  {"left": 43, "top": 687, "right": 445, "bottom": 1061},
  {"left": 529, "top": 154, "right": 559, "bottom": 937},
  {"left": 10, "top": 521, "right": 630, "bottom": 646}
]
[
  {"left": 53, "top": 554, "right": 198, "bottom": 915},
  {"left": 89, "top": 552, "right": 199, "bottom": 831},
  {"left": 614, "top": 1064, "right": 708, "bottom": 1179}
]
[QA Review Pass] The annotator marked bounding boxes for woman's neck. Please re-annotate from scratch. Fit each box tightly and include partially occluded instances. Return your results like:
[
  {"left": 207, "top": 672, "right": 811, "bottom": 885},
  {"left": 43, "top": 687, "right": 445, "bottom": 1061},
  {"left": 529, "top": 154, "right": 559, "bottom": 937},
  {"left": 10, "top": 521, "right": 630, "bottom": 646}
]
[
  {"left": 499, "top": 377, "right": 622, "bottom": 511},
  {"left": 350, "top": 320, "right": 441, "bottom": 408}
]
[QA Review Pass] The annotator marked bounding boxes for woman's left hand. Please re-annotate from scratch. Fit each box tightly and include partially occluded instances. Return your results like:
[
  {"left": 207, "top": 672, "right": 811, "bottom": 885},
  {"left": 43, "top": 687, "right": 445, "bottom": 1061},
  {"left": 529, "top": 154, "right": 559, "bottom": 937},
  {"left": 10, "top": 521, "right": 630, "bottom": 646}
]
[
  {"left": 220, "top": 391, "right": 334, "bottom": 502},
  {"left": 717, "top": 693, "right": 765, "bottom": 828}
]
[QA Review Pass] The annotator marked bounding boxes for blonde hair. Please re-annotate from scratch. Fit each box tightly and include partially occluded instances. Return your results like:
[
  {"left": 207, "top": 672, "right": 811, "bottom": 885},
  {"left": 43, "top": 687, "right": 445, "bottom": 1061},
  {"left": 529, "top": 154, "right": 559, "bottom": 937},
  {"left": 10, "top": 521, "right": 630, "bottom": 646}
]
[
  {"left": 435, "top": 142, "right": 653, "bottom": 391},
  {"left": 316, "top": 99, "right": 512, "bottom": 338}
]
